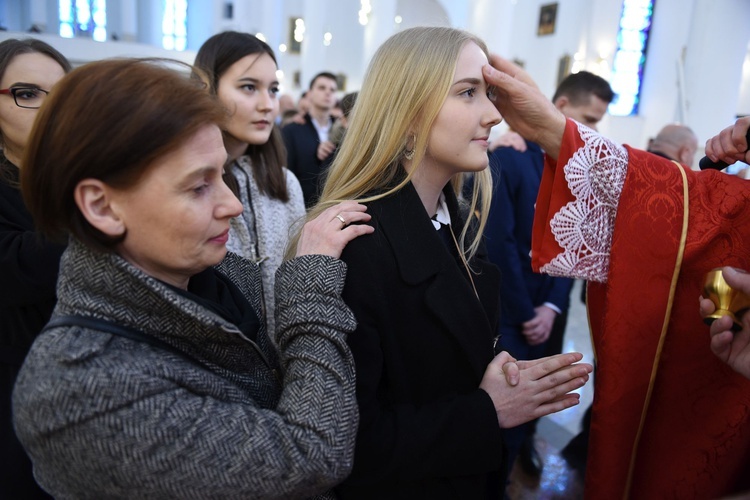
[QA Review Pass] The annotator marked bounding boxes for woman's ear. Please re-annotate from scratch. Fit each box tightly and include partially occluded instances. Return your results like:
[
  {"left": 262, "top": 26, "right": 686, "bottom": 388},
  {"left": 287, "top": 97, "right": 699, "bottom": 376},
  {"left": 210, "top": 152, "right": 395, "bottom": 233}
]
[{"left": 74, "top": 179, "right": 126, "bottom": 237}]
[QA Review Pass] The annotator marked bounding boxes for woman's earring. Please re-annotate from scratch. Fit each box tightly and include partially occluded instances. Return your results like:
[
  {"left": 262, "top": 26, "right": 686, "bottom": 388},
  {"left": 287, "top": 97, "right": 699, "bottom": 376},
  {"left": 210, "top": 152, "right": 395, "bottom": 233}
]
[{"left": 404, "top": 136, "right": 416, "bottom": 160}]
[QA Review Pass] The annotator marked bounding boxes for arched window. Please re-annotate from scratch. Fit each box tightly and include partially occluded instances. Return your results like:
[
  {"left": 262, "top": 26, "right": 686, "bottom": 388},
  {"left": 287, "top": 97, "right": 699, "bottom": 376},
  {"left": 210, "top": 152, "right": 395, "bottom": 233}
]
[
  {"left": 163, "top": 0, "right": 188, "bottom": 51},
  {"left": 609, "top": 0, "right": 655, "bottom": 116},
  {"left": 59, "top": 0, "right": 107, "bottom": 42}
]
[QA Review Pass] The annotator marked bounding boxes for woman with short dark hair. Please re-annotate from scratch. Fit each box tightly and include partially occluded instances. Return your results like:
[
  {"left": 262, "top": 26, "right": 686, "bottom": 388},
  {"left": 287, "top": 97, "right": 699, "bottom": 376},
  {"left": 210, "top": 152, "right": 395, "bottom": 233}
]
[{"left": 14, "top": 58, "right": 373, "bottom": 499}]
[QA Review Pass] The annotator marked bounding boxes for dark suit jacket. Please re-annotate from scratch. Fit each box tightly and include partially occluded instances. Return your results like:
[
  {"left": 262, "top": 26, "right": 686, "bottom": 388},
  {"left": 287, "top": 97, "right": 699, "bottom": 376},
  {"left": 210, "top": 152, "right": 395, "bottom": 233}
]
[
  {"left": 335, "top": 181, "right": 506, "bottom": 499},
  {"left": 281, "top": 113, "right": 333, "bottom": 207},
  {"left": 485, "top": 142, "right": 573, "bottom": 337}
]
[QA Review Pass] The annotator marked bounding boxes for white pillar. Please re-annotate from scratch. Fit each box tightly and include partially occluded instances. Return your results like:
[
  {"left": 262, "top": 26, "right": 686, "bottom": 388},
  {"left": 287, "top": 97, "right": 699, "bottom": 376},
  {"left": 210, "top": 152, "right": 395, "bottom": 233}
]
[
  {"left": 261, "top": 0, "right": 285, "bottom": 55},
  {"left": 136, "top": 0, "right": 163, "bottom": 47},
  {"left": 437, "top": 0, "right": 469, "bottom": 29},
  {"left": 683, "top": 0, "right": 750, "bottom": 143},
  {"left": 627, "top": 0, "right": 695, "bottom": 146},
  {"left": 299, "top": 0, "right": 331, "bottom": 88},
  {"left": 117, "top": 0, "right": 138, "bottom": 42},
  {"left": 465, "top": 0, "right": 515, "bottom": 55},
  {"left": 363, "top": 0, "right": 396, "bottom": 67},
  {"left": 739, "top": 51, "right": 750, "bottom": 116},
  {"left": 186, "top": 0, "right": 215, "bottom": 50}
]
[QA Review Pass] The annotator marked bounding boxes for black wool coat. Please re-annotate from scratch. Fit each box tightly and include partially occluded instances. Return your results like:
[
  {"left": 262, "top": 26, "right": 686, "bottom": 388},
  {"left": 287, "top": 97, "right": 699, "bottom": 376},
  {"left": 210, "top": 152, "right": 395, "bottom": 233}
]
[
  {"left": 336, "top": 181, "right": 507, "bottom": 500},
  {"left": 0, "top": 155, "right": 65, "bottom": 500}
]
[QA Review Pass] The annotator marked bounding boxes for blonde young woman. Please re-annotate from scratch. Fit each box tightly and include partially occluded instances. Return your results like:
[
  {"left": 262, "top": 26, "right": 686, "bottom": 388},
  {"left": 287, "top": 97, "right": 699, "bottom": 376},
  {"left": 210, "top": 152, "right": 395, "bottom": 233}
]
[{"left": 293, "top": 27, "right": 593, "bottom": 499}]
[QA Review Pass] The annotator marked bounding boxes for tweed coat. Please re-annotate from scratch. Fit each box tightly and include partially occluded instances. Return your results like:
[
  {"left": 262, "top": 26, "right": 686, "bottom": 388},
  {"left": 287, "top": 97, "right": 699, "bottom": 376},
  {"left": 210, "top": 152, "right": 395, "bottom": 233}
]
[
  {"left": 13, "top": 237, "right": 359, "bottom": 500},
  {"left": 335, "top": 182, "right": 506, "bottom": 499},
  {"left": 226, "top": 157, "right": 306, "bottom": 338}
]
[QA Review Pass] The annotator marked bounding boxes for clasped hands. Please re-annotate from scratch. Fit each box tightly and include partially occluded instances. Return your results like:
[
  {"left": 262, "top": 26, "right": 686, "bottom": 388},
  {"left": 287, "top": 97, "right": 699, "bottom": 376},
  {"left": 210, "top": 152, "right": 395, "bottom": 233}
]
[{"left": 480, "top": 351, "right": 592, "bottom": 429}]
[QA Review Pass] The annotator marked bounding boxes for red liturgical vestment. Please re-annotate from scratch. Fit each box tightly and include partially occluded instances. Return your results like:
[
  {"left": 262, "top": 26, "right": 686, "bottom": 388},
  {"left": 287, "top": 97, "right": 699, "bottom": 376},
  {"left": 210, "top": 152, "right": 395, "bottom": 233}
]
[{"left": 532, "top": 119, "right": 750, "bottom": 498}]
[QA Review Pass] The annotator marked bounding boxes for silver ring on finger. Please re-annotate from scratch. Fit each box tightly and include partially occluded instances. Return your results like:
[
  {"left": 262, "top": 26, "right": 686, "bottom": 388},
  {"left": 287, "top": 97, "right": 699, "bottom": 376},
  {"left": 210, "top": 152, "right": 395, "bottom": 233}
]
[{"left": 335, "top": 214, "right": 347, "bottom": 228}]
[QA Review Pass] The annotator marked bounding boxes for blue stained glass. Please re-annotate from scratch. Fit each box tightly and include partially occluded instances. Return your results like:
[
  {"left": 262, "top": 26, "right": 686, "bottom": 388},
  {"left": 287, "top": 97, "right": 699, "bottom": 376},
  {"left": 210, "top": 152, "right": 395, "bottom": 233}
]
[
  {"left": 163, "top": 14, "right": 174, "bottom": 34},
  {"left": 93, "top": 26, "right": 106, "bottom": 41},
  {"left": 93, "top": 5, "right": 106, "bottom": 25},
  {"left": 613, "top": 50, "right": 643, "bottom": 71},
  {"left": 59, "top": 0, "right": 73, "bottom": 22},
  {"left": 60, "top": 23, "right": 74, "bottom": 38},
  {"left": 59, "top": 0, "right": 107, "bottom": 41},
  {"left": 617, "top": 30, "right": 646, "bottom": 52},
  {"left": 163, "top": 0, "right": 188, "bottom": 51},
  {"left": 610, "top": 94, "right": 638, "bottom": 116},
  {"left": 75, "top": 0, "right": 91, "bottom": 25},
  {"left": 609, "top": 0, "right": 654, "bottom": 116}
]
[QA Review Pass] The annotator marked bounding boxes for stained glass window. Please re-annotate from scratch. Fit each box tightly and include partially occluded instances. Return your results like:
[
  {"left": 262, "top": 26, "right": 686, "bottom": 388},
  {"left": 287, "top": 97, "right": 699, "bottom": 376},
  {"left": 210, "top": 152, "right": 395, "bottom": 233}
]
[
  {"left": 59, "top": 0, "right": 107, "bottom": 42},
  {"left": 163, "top": 0, "right": 188, "bottom": 51},
  {"left": 609, "top": 0, "right": 655, "bottom": 116}
]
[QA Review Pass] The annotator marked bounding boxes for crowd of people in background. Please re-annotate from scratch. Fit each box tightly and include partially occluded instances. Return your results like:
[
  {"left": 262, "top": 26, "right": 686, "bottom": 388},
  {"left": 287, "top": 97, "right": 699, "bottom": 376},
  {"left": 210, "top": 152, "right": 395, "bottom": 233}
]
[{"left": 2, "top": 23, "right": 750, "bottom": 500}]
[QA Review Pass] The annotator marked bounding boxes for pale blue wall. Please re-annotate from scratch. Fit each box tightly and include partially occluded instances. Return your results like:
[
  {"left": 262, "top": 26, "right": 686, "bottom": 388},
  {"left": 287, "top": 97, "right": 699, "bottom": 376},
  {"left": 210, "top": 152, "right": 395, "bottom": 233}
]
[{"left": 1, "top": 0, "right": 748, "bottom": 158}]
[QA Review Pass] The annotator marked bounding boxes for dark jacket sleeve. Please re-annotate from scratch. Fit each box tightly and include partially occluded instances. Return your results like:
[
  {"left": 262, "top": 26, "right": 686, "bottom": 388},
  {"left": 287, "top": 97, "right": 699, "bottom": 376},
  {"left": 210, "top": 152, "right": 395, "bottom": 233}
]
[
  {"left": 281, "top": 123, "right": 299, "bottom": 177},
  {"left": 545, "top": 273, "right": 574, "bottom": 312},
  {"left": 484, "top": 150, "right": 536, "bottom": 324},
  {"left": 0, "top": 185, "right": 65, "bottom": 307}
]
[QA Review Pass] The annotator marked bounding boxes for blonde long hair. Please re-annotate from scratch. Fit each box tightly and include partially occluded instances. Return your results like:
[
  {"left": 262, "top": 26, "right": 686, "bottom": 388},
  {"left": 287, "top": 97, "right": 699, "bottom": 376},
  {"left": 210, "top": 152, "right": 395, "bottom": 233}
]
[{"left": 289, "top": 26, "right": 493, "bottom": 262}]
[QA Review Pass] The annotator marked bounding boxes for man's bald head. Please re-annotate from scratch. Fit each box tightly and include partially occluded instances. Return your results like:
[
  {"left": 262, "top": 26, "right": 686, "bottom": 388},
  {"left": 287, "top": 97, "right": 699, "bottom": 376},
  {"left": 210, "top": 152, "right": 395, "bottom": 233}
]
[{"left": 648, "top": 124, "right": 699, "bottom": 167}]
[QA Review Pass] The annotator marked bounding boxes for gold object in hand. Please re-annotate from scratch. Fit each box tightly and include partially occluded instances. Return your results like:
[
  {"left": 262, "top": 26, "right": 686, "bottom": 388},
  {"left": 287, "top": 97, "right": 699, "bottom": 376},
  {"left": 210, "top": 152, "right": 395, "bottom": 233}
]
[{"left": 703, "top": 268, "right": 750, "bottom": 332}]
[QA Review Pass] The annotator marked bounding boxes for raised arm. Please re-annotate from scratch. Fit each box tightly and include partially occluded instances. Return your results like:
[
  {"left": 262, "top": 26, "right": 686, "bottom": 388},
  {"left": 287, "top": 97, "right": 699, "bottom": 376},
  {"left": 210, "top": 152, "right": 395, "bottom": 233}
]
[
  {"left": 704, "top": 116, "right": 750, "bottom": 167},
  {"left": 482, "top": 55, "right": 566, "bottom": 159}
]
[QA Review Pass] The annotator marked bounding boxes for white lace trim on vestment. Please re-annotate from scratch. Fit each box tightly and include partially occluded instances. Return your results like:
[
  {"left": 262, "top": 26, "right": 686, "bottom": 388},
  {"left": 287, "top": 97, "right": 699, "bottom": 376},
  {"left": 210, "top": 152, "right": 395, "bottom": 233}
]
[{"left": 539, "top": 122, "right": 629, "bottom": 283}]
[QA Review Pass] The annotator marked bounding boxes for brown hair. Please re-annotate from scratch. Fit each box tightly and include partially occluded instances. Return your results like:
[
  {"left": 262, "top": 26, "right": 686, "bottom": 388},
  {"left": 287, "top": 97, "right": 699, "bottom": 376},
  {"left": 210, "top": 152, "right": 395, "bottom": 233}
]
[
  {"left": 21, "top": 58, "right": 227, "bottom": 251},
  {"left": 552, "top": 70, "right": 614, "bottom": 106},
  {"left": 193, "top": 31, "right": 289, "bottom": 201},
  {"left": 0, "top": 37, "right": 71, "bottom": 185},
  {"left": 309, "top": 71, "right": 338, "bottom": 90}
]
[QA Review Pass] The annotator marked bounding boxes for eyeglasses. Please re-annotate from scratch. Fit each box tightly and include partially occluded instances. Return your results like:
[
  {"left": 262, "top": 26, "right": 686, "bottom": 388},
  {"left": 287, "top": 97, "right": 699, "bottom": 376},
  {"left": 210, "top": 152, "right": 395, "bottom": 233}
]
[{"left": 0, "top": 86, "right": 49, "bottom": 109}]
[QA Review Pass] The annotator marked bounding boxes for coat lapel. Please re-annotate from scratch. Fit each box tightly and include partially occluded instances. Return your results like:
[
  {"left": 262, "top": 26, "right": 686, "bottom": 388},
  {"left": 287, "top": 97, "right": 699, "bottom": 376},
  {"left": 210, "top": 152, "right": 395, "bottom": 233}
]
[{"left": 373, "top": 182, "right": 497, "bottom": 379}]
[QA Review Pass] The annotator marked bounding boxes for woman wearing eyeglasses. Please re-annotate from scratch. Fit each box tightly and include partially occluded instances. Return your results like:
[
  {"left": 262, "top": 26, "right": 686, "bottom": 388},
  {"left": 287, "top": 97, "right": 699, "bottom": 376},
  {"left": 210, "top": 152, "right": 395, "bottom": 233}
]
[{"left": 0, "top": 38, "right": 71, "bottom": 500}]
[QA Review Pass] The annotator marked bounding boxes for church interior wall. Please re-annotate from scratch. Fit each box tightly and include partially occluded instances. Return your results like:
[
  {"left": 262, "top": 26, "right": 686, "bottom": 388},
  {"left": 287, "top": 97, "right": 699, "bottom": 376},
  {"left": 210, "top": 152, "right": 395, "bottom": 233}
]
[{"left": 1, "top": 0, "right": 748, "bottom": 165}]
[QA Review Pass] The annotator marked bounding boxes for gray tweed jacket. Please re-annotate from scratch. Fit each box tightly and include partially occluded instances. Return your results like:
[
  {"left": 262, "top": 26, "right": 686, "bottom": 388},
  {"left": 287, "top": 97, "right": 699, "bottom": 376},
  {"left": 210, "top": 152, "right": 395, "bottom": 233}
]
[
  {"left": 13, "top": 238, "right": 358, "bottom": 499},
  {"left": 226, "top": 158, "right": 306, "bottom": 339}
]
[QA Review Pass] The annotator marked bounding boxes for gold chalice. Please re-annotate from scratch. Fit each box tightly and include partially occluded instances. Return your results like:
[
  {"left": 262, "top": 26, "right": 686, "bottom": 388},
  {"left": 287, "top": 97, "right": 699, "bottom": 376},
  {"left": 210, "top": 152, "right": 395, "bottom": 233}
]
[{"left": 703, "top": 268, "right": 750, "bottom": 332}]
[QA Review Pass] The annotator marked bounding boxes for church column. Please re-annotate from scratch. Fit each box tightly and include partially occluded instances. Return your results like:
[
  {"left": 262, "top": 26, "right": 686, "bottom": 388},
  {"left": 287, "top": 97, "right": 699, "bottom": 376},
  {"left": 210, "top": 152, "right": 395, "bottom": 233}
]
[
  {"left": 466, "top": 0, "right": 515, "bottom": 56},
  {"left": 683, "top": 0, "right": 750, "bottom": 143},
  {"left": 136, "top": 0, "right": 163, "bottom": 47},
  {"left": 362, "top": 0, "right": 396, "bottom": 67},
  {"left": 299, "top": 0, "right": 331, "bottom": 89}
]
